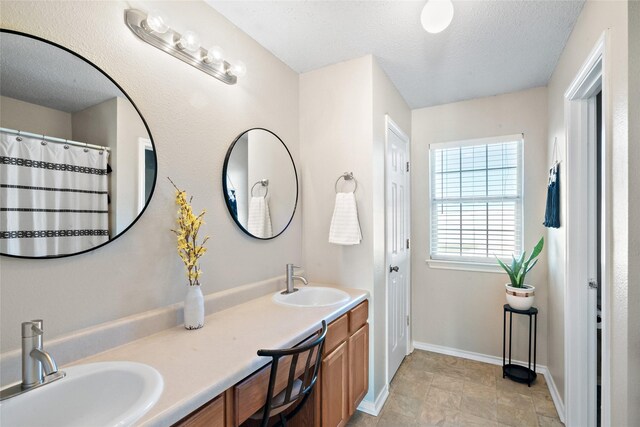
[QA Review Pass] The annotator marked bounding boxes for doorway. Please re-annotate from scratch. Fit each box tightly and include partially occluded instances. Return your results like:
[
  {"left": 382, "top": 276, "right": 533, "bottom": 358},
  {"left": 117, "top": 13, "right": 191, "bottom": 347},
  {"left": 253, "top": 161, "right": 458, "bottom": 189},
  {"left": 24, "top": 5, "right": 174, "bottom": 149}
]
[
  {"left": 385, "top": 115, "right": 411, "bottom": 383},
  {"left": 564, "top": 32, "right": 610, "bottom": 427}
]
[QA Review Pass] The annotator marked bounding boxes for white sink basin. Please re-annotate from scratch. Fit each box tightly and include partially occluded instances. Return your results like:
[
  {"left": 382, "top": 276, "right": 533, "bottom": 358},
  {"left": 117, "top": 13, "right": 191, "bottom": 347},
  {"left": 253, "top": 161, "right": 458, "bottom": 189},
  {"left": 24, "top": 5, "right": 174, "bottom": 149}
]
[
  {"left": 273, "top": 286, "right": 350, "bottom": 307},
  {"left": 0, "top": 361, "right": 163, "bottom": 427}
]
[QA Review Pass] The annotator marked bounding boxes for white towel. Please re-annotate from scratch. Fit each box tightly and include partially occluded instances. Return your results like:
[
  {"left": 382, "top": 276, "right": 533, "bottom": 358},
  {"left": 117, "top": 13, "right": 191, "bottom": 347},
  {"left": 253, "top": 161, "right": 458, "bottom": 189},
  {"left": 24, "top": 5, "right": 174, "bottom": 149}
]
[
  {"left": 329, "top": 192, "right": 362, "bottom": 245},
  {"left": 247, "top": 196, "right": 273, "bottom": 238}
]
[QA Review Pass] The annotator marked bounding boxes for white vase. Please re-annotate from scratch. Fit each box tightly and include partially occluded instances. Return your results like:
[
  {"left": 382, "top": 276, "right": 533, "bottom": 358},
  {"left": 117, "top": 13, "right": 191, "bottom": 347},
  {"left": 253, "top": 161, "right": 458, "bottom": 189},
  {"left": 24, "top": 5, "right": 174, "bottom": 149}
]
[
  {"left": 184, "top": 285, "right": 204, "bottom": 330},
  {"left": 505, "top": 284, "right": 535, "bottom": 311}
]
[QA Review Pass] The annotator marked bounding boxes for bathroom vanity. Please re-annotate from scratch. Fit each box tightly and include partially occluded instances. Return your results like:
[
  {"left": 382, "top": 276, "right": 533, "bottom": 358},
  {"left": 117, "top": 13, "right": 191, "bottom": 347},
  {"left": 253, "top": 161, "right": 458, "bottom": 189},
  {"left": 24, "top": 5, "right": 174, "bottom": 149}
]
[{"left": 73, "top": 285, "right": 369, "bottom": 427}]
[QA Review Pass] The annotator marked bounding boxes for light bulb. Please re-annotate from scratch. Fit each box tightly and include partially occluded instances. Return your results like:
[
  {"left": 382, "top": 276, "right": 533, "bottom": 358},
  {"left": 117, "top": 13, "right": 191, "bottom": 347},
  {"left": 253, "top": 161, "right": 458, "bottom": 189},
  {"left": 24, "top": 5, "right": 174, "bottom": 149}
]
[
  {"left": 143, "top": 10, "right": 168, "bottom": 34},
  {"left": 228, "top": 59, "right": 246, "bottom": 77},
  {"left": 421, "top": 0, "right": 454, "bottom": 34},
  {"left": 204, "top": 46, "right": 225, "bottom": 65},
  {"left": 177, "top": 31, "right": 201, "bottom": 52}
]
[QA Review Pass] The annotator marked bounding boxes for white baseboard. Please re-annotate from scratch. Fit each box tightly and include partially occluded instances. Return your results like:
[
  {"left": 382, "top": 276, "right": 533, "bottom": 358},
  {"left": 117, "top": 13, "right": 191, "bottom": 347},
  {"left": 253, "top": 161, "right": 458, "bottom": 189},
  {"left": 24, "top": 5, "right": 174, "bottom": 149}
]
[
  {"left": 357, "top": 384, "right": 389, "bottom": 416},
  {"left": 413, "top": 341, "right": 565, "bottom": 423},
  {"left": 542, "top": 365, "right": 565, "bottom": 423}
]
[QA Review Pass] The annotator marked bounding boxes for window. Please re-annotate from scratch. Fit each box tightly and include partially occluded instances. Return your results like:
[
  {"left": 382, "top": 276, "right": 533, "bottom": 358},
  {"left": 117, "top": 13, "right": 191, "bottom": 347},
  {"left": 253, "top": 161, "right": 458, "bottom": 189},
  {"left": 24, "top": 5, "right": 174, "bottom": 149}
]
[{"left": 429, "top": 134, "right": 523, "bottom": 265}]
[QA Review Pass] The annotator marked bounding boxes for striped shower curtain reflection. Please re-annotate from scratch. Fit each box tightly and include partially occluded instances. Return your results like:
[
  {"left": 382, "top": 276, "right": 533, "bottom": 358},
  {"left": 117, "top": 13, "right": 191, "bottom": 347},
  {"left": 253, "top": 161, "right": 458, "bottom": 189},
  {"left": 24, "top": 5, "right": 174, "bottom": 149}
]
[{"left": 0, "top": 131, "right": 109, "bottom": 257}]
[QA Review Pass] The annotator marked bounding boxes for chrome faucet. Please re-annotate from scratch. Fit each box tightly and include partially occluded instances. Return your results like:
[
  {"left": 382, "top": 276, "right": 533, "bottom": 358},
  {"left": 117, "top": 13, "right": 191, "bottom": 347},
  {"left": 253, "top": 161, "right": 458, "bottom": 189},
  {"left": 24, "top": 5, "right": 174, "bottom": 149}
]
[
  {"left": 0, "top": 320, "right": 65, "bottom": 400},
  {"left": 283, "top": 263, "right": 308, "bottom": 294}
]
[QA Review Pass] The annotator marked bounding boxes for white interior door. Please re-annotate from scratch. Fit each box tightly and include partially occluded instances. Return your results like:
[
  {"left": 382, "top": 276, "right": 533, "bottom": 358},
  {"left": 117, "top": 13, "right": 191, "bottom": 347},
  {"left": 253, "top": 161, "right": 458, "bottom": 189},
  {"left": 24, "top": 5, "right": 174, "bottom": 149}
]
[{"left": 386, "top": 116, "right": 410, "bottom": 382}]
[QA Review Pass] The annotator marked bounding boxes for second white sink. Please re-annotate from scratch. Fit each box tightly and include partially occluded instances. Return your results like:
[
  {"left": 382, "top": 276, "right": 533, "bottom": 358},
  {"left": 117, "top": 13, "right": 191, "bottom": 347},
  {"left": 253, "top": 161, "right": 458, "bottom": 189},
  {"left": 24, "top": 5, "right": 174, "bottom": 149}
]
[{"left": 273, "top": 286, "right": 350, "bottom": 307}]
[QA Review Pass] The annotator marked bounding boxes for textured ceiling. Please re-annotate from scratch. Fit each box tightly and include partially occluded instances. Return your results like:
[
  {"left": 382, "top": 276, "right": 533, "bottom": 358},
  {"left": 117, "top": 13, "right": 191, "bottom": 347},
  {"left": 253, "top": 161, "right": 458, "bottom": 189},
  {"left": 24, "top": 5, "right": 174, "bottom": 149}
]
[
  {"left": 207, "top": 0, "right": 585, "bottom": 109},
  {"left": 0, "top": 33, "right": 124, "bottom": 113}
]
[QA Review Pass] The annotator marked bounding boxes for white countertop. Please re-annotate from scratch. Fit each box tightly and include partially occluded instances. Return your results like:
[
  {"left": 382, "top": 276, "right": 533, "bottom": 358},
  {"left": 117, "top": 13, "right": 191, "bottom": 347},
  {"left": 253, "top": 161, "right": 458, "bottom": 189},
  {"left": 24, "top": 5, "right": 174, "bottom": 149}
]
[{"left": 75, "top": 284, "right": 369, "bottom": 427}]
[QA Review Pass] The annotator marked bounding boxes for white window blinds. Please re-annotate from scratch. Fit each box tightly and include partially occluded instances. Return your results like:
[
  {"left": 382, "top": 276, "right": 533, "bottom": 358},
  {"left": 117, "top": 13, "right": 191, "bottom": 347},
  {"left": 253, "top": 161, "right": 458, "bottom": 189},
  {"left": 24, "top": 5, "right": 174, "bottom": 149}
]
[{"left": 429, "top": 135, "right": 523, "bottom": 263}]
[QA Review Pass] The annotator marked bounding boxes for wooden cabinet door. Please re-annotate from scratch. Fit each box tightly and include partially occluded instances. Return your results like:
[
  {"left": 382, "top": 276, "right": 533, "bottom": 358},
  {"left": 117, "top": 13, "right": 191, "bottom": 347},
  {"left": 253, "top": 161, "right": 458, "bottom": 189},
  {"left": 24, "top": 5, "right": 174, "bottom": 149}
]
[
  {"left": 348, "top": 323, "right": 369, "bottom": 416},
  {"left": 321, "top": 341, "right": 348, "bottom": 427}
]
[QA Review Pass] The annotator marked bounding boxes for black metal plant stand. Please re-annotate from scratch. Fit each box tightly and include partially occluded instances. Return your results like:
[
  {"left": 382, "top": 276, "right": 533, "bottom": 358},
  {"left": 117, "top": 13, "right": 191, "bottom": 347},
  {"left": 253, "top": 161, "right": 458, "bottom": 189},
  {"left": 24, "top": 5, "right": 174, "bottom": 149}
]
[{"left": 502, "top": 304, "right": 538, "bottom": 386}]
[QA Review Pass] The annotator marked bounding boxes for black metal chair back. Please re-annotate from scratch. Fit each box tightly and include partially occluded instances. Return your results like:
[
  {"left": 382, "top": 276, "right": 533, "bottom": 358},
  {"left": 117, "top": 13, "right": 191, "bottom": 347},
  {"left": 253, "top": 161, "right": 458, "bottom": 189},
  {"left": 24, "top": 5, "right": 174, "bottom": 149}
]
[{"left": 255, "top": 320, "right": 327, "bottom": 427}]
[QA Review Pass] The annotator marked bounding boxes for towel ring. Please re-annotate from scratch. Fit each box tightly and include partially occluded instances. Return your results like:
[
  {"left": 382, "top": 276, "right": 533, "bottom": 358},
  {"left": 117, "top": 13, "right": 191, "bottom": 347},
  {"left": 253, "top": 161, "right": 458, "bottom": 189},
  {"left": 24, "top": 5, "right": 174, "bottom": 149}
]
[
  {"left": 335, "top": 172, "right": 357, "bottom": 193},
  {"left": 251, "top": 179, "right": 269, "bottom": 197}
]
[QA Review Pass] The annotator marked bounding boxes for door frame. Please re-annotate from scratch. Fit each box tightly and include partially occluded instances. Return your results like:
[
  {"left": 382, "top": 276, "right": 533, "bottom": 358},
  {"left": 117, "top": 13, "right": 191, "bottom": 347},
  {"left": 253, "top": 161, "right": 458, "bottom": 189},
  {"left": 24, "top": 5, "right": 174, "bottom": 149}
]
[
  {"left": 384, "top": 114, "right": 412, "bottom": 386},
  {"left": 564, "top": 31, "right": 611, "bottom": 427}
]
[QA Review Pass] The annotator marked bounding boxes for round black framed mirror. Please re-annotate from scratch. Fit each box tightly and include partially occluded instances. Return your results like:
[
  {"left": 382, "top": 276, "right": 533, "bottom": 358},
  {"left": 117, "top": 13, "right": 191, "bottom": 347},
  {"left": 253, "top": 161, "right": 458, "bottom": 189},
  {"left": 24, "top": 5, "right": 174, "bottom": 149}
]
[
  {"left": 222, "top": 128, "right": 298, "bottom": 240},
  {"left": 0, "top": 30, "right": 157, "bottom": 258}
]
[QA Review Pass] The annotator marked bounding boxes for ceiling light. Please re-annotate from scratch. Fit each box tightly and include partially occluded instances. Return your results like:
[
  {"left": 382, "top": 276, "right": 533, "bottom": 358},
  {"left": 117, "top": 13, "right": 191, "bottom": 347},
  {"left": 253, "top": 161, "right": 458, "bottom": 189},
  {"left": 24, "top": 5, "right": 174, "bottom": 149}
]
[
  {"left": 177, "top": 31, "right": 201, "bottom": 52},
  {"left": 228, "top": 60, "right": 247, "bottom": 78},
  {"left": 204, "top": 46, "right": 225, "bottom": 65},
  {"left": 421, "top": 0, "right": 454, "bottom": 34},
  {"left": 125, "top": 9, "right": 241, "bottom": 84},
  {"left": 142, "top": 10, "right": 168, "bottom": 34}
]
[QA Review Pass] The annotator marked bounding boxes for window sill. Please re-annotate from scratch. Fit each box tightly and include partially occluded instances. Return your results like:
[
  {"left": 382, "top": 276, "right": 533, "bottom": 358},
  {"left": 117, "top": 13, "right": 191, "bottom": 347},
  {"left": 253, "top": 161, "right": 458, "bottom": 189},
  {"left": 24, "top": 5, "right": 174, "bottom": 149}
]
[{"left": 426, "top": 259, "right": 505, "bottom": 273}]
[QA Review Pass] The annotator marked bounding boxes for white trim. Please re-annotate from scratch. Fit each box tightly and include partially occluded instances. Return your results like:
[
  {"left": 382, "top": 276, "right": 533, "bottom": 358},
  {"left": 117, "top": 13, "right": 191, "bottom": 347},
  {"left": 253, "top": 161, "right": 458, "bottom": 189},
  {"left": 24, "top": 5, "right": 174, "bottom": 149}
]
[
  {"left": 384, "top": 114, "right": 412, "bottom": 389},
  {"left": 429, "top": 133, "right": 523, "bottom": 150},
  {"left": 412, "top": 341, "right": 528, "bottom": 370},
  {"left": 412, "top": 341, "right": 565, "bottom": 422},
  {"left": 426, "top": 259, "right": 504, "bottom": 273},
  {"left": 545, "top": 364, "right": 566, "bottom": 424},
  {"left": 357, "top": 383, "right": 389, "bottom": 416},
  {"left": 564, "top": 31, "right": 610, "bottom": 427}
]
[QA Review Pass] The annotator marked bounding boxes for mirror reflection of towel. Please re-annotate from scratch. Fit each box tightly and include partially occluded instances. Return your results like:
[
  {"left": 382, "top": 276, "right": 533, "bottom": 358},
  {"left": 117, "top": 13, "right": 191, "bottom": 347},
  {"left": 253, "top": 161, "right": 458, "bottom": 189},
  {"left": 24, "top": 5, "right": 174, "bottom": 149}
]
[
  {"left": 329, "top": 192, "right": 362, "bottom": 245},
  {"left": 227, "top": 189, "right": 238, "bottom": 219},
  {"left": 247, "top": 196, "right": 273, "bottom": 238}
]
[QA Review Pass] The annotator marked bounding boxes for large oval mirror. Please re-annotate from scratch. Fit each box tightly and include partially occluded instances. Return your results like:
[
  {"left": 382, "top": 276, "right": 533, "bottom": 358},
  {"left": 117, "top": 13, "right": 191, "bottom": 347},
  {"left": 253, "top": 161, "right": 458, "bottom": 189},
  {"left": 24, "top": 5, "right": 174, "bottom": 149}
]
[
  {"left": 223, "top": 128, "right": 298, "bottom": 239},
  {"left": 0, "top": 30, "right": 157, "bottom": 258}
]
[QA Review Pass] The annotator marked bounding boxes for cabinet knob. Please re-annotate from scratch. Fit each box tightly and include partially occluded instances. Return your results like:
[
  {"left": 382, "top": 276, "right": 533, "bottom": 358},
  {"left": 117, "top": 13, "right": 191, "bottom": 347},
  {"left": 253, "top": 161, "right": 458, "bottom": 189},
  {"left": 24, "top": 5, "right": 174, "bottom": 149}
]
[{"left": 389, "top": 265, "right": 399, "bottom": 273}]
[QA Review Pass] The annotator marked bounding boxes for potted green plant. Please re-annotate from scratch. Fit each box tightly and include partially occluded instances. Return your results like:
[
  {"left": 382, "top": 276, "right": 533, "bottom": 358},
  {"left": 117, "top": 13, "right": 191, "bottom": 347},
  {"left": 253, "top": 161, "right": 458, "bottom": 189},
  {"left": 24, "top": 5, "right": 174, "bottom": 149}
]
[{"left": 497, "top": 237, "right": 544, "bottom": 310}]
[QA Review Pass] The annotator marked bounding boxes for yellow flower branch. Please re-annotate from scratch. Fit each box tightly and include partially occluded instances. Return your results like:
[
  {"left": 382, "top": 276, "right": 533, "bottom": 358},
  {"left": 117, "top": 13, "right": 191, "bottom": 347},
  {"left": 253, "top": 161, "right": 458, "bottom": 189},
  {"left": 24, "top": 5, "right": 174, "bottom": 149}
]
[{"left": 168, "top": 177, "right": 210, "bottom": 287}]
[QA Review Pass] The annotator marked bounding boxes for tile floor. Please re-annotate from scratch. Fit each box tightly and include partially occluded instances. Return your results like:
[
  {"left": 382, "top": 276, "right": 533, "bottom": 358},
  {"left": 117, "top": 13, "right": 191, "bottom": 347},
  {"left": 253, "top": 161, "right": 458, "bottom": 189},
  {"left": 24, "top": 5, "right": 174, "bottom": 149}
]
[{"left": 347, "top": 350, "right": 564, "bottom": 427}]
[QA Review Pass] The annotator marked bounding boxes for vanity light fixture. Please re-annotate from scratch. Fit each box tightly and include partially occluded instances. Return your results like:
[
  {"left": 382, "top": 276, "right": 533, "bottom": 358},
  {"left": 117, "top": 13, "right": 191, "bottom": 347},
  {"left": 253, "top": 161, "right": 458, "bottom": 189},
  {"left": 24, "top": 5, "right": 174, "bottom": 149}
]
[
  {"left": 125, "top": 9, "right": 242, "bottom": 85},
  {"left": 421, "top": 0, "right": 454, "bottom": 34}
]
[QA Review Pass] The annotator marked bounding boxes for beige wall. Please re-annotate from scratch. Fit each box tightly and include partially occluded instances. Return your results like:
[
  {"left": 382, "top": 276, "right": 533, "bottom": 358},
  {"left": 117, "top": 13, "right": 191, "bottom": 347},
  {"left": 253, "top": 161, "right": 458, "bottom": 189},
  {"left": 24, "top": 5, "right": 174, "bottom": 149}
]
[
  {"left": 545, "top": 0, "right": 630, "bottom": 423},
  {"left": 411, "top": 88, "right": 549, "bottom": 364},
  {"left": 300, "top": 55, "right": 377, "bottom": 401},
  {"left": 0, "top": 0, "right": 301, "bottom": 353},
  {"left": 628, "top": 3, "right": 639, "bottom": 423},
  {"left": 0, "top": 95, "right": 72, "bottom": 139},
  {"left": 300, "top": 55, "right": 410, "bottom": 405}
]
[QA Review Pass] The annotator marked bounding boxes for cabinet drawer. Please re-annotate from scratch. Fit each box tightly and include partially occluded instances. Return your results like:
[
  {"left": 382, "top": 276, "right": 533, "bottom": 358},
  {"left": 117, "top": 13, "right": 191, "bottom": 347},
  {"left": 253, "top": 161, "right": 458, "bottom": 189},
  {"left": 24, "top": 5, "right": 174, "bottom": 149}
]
[
  {"left": 173, "top": 391, "right": 226, "bottom": 427},
  {"left": 234, "top": 352, "right": 310, "bottom": 425},
  {"left": 348, "top": 301, "right": 368, "bottom": 334},
  {"left": 324, "top": 313, "right": 349, "bottom": 355}
]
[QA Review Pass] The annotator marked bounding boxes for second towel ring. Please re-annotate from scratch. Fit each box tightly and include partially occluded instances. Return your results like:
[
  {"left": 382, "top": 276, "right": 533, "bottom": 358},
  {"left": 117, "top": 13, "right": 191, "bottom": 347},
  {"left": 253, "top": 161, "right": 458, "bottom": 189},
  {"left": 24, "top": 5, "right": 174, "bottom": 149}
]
[
  {"left": 251, "top": 179, "right": 269, "bottom": 197},
  {"left": 335, "top": 172, "right": 358, "bottom": 193}
]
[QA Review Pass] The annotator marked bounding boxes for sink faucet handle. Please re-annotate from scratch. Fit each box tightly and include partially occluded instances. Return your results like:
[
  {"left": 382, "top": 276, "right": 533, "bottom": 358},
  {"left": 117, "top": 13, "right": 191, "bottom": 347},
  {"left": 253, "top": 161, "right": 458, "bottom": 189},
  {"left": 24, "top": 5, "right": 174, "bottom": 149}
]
[{"left": 22, "top": 320, "right": 44, "bottom": 338}]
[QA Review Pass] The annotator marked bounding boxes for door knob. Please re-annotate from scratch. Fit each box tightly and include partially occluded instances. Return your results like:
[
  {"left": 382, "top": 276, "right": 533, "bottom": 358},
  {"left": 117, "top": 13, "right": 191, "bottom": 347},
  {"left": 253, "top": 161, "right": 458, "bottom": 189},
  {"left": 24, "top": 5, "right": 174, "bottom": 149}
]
[{"left": 389, "top": 265, "right": 399, "bottom": 273}]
